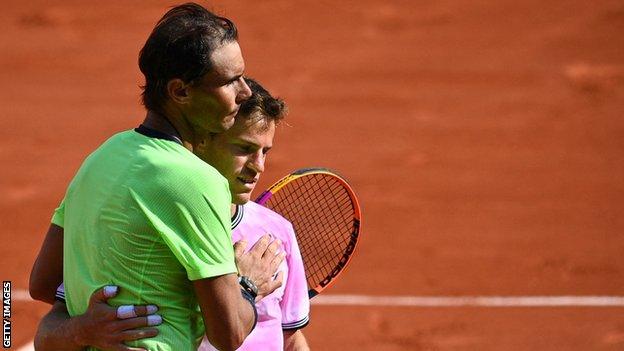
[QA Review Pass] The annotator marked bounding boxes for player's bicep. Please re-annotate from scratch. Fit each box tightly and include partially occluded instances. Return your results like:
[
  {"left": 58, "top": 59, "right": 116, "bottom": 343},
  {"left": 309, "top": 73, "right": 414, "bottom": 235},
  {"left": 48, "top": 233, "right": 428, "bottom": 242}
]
[{"left": 30, "top": 224, "right": 64, "bottom": 304}]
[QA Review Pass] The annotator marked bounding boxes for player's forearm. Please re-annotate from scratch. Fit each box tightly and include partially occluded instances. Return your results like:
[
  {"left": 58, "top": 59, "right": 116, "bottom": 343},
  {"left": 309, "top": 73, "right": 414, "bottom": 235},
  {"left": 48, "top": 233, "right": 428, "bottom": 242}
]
[
  {"left": 205, "top": 296, "right": 254, "bottom": 350},
  {"left": 34, "top": 303, "right": 86, "bottom": 351},
  {"left": 209, "top": 289, "right": 256, "bottom": 350},
  {"left": 283, "top": 330, "right": 310, "bottom": 351},
  {"left": 194, "top": 274, "right": 256, "bottom": 351},
  {"left": 219, "top": 289, "right": 256, "bottom": 350}
]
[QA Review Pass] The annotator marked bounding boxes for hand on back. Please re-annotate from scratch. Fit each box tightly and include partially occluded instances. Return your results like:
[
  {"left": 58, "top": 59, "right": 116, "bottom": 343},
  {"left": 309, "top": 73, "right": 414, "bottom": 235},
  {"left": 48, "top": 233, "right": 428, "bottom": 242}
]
[{"left": 74, "top": 286, "right": 162, "bottom": 351}]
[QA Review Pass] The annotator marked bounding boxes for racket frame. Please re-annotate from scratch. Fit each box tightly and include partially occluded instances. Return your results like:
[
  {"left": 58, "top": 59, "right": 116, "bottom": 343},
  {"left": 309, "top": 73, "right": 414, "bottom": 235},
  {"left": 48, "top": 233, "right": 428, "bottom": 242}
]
[{"left": 255, "top": 167, "right": 362, "bottom": 298}]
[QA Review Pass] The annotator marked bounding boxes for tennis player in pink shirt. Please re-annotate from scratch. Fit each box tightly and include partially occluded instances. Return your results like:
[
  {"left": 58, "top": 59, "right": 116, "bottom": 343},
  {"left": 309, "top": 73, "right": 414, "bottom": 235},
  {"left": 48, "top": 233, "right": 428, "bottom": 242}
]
[
  {"left": 199, "top": 202, "right": 309, "bottom": 350},
  {"left": 32, "top": 78, "right": 310, "bottom": 350},
  {"left": 196, "top": 77, "right": 310, "bottom": 350}
]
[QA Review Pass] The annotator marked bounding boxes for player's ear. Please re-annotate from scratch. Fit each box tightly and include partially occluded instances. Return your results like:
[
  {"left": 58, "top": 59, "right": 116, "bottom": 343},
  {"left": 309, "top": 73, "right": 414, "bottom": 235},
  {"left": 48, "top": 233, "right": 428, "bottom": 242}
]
[{"left": 167, "top": 78, "right": 190, "bottom": 104}]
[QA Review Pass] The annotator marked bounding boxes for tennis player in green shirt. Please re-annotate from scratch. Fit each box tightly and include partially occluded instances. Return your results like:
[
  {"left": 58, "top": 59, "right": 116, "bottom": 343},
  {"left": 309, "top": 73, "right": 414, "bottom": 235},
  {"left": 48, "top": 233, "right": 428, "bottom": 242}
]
[{"left": 29, "top": 3, "right": 282, "bottom": 350}]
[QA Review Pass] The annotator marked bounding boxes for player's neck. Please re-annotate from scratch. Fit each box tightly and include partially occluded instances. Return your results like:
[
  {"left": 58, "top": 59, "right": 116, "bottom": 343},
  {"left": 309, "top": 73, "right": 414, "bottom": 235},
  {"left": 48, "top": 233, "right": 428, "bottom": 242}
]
[
  {"left": 230, "top": 204, "right": 236, "bottom": 216},
  {"left": 142, "top": 110, "right": 193, "bottom": 151}
]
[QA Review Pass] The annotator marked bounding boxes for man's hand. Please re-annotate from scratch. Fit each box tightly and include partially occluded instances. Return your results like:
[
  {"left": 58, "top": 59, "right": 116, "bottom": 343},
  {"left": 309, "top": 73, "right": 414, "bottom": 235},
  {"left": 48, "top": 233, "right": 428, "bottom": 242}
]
[
  {"left": 234, "top": 234, "right": 285, "bottom": 300},
  {"left": 73, "top": 286, "right": 162, "bottom": 350},
  {"left": 34, "top": 286, "right": 162, "bottom": 351}
]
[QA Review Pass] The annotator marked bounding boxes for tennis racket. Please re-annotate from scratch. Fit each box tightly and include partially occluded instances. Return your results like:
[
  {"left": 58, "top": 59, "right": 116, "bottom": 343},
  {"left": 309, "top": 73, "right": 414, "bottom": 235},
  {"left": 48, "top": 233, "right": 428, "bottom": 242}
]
[{"left": 255, "top": 167, "right": 362, "bottom": 299}]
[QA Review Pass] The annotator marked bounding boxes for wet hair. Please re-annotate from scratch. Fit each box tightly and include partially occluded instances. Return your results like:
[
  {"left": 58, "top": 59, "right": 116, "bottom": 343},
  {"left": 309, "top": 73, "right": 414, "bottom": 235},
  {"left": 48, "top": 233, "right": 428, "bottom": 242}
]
[
  {"left": 238, "top": 77, "right": 287, "bottom": 126},
  {"left": 138, "top": 2, "right": 238, "bottom": 113}
]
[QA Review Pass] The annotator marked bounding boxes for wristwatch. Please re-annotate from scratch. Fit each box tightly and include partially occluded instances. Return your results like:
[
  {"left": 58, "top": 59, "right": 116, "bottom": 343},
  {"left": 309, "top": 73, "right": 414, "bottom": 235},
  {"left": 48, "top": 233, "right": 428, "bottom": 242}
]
[{"left": 238, "top": 276, "right": 258, "bottom": 299}]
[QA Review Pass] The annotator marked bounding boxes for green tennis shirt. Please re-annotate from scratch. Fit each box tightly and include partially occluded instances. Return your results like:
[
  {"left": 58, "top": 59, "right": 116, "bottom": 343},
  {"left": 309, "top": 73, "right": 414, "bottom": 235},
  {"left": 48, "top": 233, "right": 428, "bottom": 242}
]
[{"left": 52, "top": 129, "right": 237, "bottom": 351}]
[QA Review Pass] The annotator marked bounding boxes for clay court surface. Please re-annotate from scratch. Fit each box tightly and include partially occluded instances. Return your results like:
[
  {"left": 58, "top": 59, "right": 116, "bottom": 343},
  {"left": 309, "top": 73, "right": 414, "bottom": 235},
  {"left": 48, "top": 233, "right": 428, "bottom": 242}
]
[{"left": 2, "top": 0, "right": 624, "bottom": 349}]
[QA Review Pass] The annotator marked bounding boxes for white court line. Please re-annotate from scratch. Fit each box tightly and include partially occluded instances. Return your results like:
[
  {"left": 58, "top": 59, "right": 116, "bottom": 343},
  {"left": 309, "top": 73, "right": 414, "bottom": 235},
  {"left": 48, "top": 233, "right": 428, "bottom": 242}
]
[
  {"left": 12, "top": 291, "right": 624, "bottom": 351},
  {"left": 13, "top": 289, "right": 31, "bottom": 301},
  {"left": 15, "top": 288, "right": 624, "bottom": 307},
  {"left": 13, "top": 289, "right": 35, "bottom": 350},
  {"left": 16, "top": 341, "right": 34, "bottom": 351},
  {"left": 311, "top": 294, "right": 624, "bottom": 307}
]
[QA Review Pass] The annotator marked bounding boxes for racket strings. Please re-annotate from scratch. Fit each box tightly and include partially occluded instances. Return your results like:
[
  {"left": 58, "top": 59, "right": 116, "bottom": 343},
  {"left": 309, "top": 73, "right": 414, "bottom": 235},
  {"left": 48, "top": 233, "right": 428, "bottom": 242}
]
[{"left": 263, "top": 173, "right": 357, "bottom": 288}]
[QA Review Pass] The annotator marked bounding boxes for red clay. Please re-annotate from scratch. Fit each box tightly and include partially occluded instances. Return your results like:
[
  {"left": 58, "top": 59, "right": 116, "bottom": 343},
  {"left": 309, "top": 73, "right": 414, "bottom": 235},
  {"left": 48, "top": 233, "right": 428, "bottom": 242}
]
[{"left": 2, "top": 0, "right": 623, "bottom": 350}]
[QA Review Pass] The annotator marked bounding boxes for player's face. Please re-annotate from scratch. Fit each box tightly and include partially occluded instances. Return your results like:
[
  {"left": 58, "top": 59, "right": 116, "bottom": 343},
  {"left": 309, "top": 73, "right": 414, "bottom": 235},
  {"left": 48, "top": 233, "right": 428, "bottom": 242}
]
[
  {"left": 197, "top": 115, "right": 275, "bottom": 205},
  {"left": 185, "top": 41, "right": 252, "bottom": 135}
]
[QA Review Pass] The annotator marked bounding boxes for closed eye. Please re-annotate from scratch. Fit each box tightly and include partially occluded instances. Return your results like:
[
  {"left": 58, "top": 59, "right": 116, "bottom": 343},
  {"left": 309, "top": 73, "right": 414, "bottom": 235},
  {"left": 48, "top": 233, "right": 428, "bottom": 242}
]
[
  {"left": 227, "top": 75, "right": 243, "bottom": 86},
  {"left": 232, "top": 144, "right": 253, "bottom": 154}
]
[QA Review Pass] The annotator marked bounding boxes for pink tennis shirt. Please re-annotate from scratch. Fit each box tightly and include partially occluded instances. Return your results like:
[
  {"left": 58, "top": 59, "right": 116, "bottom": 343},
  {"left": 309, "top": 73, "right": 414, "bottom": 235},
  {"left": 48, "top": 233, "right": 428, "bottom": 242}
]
[{"left": 199, "top": 201, "right": 310, "bottom": 351}]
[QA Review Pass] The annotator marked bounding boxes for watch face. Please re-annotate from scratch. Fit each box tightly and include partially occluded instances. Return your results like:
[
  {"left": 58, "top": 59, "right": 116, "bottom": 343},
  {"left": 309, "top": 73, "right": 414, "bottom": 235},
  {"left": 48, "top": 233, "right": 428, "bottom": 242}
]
[{"left": 240, "top": 276, "right": 258, "bottom": 296}]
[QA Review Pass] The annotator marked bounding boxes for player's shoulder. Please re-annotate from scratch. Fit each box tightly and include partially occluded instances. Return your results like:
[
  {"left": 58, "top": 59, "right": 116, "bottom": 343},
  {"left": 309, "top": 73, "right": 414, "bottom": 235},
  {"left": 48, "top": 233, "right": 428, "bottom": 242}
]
[
  {"left": 81, "top": 130, "right": 134, "bottom": 160},
  {"left": 152, "top": 160, "right": 228, "bottom": 203},
  {"left": 125, "top": 135, "right": 228, "bottom": 198},
  {"left": 159, "top": 155, "right": 222, "bottom": 182},
  {"left": 139, "top": 143, "right": 225, "bottom": 187}
]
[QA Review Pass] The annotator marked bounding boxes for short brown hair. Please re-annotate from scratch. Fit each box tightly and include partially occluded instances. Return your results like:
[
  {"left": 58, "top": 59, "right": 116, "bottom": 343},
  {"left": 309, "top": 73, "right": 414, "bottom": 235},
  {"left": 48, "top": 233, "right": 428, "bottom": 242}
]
[{"left": 238, "top": 77, "right": 287, "bottom": 126}]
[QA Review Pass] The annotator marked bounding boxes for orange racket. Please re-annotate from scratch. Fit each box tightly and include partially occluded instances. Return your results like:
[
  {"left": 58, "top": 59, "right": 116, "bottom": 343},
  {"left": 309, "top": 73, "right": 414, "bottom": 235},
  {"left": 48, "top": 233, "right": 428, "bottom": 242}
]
[{"left": 255, "top": 167, "right": 362, "bottom": 298}]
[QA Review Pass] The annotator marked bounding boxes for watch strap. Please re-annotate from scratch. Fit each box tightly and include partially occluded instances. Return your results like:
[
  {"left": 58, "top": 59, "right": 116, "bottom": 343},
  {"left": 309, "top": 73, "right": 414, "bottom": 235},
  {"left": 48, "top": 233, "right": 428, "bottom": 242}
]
[
  {"left": 241, "top": 288, "right": 258, "bottom": 333},
  {"left": 238, "top": 275, "right": 258, "bottom": 299}
]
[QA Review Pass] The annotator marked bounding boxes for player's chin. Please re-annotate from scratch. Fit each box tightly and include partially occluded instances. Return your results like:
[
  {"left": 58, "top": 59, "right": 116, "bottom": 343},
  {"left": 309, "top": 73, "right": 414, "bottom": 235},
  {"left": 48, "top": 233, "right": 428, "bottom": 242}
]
[
  {"left": 231, "top": 192, "right": 252, "bottom": 205},
  {"left": 211, "top": 112, "right": 237, "bottom": 133},
  {"left": 222, "top": 114, "right": 236, "bottom": 129},
  {"left": 223, "top": 107, "right": 240, "bottom": 127}
]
